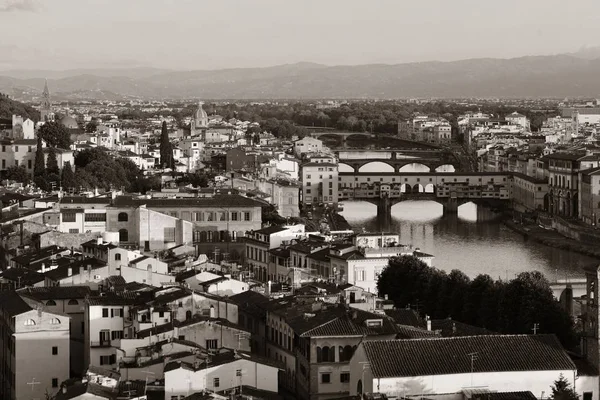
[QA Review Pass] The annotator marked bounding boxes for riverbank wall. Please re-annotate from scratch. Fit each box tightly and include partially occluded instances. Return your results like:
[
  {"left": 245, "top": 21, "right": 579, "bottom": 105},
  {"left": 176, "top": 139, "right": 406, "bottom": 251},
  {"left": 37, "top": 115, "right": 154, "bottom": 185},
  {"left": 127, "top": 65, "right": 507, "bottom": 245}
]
[{"left": 503, "top": 218, "right": 600, "bottom": 260}]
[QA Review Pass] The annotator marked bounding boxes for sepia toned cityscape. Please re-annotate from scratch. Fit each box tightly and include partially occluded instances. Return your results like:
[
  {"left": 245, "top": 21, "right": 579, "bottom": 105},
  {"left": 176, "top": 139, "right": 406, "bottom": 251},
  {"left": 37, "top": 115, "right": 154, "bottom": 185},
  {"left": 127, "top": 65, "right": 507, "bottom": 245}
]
[{"left": 2, "top": 1, "right": 600, "bottom": 400}]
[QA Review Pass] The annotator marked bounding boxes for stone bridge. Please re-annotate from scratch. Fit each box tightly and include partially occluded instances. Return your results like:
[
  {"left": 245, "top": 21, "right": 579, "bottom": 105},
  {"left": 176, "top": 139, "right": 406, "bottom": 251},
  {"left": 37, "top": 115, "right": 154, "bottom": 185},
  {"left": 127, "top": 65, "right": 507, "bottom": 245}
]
[
  {"left": 549, "top": 278, "right": 587, "bottom": 316},
  {"left": 337, "top": 172, "right": 512, "bottom": 229},
  {"left": 309, "top": 131, "right": 375, "bottom": 142},
  {"left": 336, "top": 149, "right": 459, "bottom": 173}
]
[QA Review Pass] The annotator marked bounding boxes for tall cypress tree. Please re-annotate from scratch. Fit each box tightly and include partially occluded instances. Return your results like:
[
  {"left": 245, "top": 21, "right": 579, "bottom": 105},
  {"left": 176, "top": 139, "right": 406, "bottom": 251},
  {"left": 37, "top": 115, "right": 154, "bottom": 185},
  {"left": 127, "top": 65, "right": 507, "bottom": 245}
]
[
  {"left": 46, "top": 147, "right": 59, "bottom": 175},
  {"left": 61, "top": 161, "right": 76, "bottom": 190},
  {"left": 33, "top": 135, "right": 45, "bottom": 178},
  {"left": 159, "top": 121, "right": 173, "bottom": 168}
]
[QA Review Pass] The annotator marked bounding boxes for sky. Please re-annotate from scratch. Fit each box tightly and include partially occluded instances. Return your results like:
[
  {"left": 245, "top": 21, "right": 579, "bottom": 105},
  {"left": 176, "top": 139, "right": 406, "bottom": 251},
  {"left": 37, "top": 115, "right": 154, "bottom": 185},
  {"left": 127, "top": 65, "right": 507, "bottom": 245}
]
[{"left": 1, "top": 0, "right": 600, "bottom": 71}]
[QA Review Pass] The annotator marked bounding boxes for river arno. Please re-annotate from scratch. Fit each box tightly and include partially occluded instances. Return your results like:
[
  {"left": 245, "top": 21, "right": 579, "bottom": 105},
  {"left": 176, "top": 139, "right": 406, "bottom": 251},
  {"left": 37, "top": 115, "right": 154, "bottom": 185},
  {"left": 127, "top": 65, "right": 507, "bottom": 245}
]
[{"left": 340, "top": 200, "right": 597, "bottom": 281}]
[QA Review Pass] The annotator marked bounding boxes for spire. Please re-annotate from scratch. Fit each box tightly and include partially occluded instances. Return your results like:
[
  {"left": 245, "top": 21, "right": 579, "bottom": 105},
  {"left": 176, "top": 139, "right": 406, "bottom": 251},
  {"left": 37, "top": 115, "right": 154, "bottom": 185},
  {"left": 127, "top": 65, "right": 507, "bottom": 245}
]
[{"left": 42, "top": 79, "right": 50, "bottom": 97}]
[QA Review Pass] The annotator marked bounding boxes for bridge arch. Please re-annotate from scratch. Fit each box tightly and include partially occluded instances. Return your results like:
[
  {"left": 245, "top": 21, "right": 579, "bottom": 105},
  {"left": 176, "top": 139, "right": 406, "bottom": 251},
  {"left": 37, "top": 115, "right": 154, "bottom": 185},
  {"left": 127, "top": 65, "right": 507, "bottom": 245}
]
[
  {"left": 399, "top": 163, "right": 431, "bottom": 173},
  {"left": 413, "top": 184, "right": 424, "bottom": 193},
  {"left": 400, "top": 184, "right": 411, "bottom": 193},
  {"left": 358, "top": 161, "right": 395, "bottom": 173},
  {"left": 424, "top": 183, "right": 435, "bottom": 193},
  {"left": 338, "top": 163, "right": 355, "bottom": 173},
  {"left": 435, "top": 164, "right": 456, "bottom": 173}
]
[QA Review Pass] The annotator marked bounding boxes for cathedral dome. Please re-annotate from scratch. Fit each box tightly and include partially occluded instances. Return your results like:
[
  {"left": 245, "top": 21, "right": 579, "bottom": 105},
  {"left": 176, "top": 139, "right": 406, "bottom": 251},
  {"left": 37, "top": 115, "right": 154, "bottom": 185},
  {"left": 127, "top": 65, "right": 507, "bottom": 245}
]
[
  {"left": 193, "top": 101, "right": 208, "bottom": 128},
  {"left": 60, "top": 115, "right": 78, "bottom": 129}
]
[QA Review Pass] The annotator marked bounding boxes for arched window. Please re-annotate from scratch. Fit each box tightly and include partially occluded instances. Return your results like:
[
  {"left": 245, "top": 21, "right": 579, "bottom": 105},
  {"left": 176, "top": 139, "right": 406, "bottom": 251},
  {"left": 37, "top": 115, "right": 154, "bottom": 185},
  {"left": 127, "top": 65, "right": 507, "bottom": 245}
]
[
  {"left": 24, "top": 319, "right": 36, "bottom": 326},
  {"left": 50, "top": 318, "right": 60, "bottom": 325},
  {"left": 186, "top": 310, "right": 192, "bottom": 320},
  {"left": 68, "top": 299, "right": 78, "bottom": 306},
  {"left": 118, "top": 212, "right": 128, "bottom": 222},
  {"left": 147, "top": 265, "right": 152, "bottom": 272},
  {"left": 339, "top": 345, "right": 354, "bottom": 362},
  {"left": 316, "top": 346, "right": 322, "bottom": 363},
  {"left": 119, "top": 229, "right": 128, "bottom": 242},
  {"left": 322, "top": 346, "right": 330, "bottom": 362},
  {"left": 115, "top": 253, "right": 121, "bottom": 261},
  {"left": 46, "top": 300, "right": 56, "bottom": 306}
]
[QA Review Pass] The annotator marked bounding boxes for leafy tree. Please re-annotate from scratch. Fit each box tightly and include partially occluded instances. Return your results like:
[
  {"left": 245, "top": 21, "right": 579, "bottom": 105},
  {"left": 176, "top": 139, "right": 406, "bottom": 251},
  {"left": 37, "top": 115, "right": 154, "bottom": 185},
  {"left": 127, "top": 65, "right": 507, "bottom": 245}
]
[
  {"left": 377, "top": 255, "right": 577, "bottom": 348},
  {"left": 6, "top": 165, "right": 30, "bottom": 184},
  {"left": 549, "top": 374, "right": 579, "bottom": 400},
  {"left": 38, "top": 121, "right": 71, "bottom": 149},
  {"left": 262, "top": 204, "right": 286, "bottom": 226},
  {"left": 85, "top": 121, "right": 98, "bottom": 133},
  {"left": 61, "top": 162, "right": 76, "bottom": 190},
  {"left": 159, "top": 121, "right": 173, "bottom": 169},
  {"left": 46, "top": 147, "right": 60, "bottom": 175}
]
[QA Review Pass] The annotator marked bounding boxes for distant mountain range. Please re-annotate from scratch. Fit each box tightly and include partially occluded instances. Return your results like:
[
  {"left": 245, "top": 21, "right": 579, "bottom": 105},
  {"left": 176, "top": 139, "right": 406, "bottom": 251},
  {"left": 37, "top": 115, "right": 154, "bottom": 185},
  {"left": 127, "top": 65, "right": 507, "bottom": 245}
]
[{"left": 1, "top": 50, "right": 600, "bottom": 100}]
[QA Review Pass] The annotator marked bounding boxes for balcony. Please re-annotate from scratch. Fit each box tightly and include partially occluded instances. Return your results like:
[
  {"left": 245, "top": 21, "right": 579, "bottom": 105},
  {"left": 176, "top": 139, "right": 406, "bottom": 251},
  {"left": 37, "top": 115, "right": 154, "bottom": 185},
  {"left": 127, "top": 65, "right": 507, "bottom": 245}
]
[{"left": 90, "top": 339, "right": 112, "bottom": 348}]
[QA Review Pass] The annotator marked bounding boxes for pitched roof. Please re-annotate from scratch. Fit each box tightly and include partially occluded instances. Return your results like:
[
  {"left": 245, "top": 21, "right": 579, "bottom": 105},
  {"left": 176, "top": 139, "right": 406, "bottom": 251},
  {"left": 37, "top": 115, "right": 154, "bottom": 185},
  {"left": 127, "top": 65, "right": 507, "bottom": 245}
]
[
  {"left": 17, "top": 285, "right": 92, "bottom": 300},
  {"left": 384, "top": 309, "right": 425, "bottom": 328},
  {"left": 431, "top": 318, "right": 497, "bottom": 337},
  {"left": 363, "top": 335, "right": 575, "bottom": 378},
  {"left": 0, "top": 291, "right": 32, "bottom": 317}
]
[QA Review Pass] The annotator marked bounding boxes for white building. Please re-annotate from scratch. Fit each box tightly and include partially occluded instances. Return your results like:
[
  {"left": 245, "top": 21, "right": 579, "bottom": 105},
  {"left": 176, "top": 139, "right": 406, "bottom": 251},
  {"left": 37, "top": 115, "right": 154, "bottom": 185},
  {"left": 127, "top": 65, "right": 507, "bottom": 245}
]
[
  {"left": 294, "top": 137, "right": 323, "bottom": 158},
  {"left": 349, "top": 335, "right": 577, "bottom": 399},
  {"left": 164, "top": 350, "right": 282, "bottom": 398},
  {"left": 329, "top": 237, "right": 434, "bottom": 294},
  {"left": 505, "top": 112, "right": 530, "bottom": 130},
  {"left": 0, "top": 291, "right": 71, "bottom": 400},
  {"left": 301, "top": 162, "right": 339, "bottom": 205}
]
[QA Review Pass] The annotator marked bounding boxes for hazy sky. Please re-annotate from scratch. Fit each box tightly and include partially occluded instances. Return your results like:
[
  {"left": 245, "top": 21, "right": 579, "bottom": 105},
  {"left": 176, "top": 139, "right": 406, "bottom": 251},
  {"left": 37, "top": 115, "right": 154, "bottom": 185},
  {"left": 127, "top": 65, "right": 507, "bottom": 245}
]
[{"left": 1, "top": 0, "right": 600, "bottom": 71}]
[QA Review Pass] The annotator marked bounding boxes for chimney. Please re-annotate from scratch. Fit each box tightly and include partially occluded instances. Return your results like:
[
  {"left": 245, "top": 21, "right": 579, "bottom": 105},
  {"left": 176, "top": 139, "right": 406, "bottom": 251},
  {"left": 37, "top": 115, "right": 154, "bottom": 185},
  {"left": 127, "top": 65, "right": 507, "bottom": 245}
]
[
  {"left": 426, "top": 315, "right": 432, "bottom": 331},
  {"left": 97, "top": 237, "right": 102, "bottom": 245},
  {"left": 67, "top": 267, "right": 73, "bottom": 277},
  {"left": 41, "top": 263, "right": 46, "bottom": 273},
  {"left": 384, "top": 294, "right": 388, "bottom": 301},
  {"left": 62, "top": 386, "right": 67, "bottom": 394},
  {"left": 452, "top": 322, "right": 457, "bottom": 334}
]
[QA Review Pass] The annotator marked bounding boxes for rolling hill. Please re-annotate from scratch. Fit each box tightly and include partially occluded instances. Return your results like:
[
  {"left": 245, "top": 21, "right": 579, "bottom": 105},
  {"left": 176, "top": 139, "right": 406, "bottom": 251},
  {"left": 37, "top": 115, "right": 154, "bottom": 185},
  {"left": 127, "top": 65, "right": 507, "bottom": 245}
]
[{"left": 1, "top": 53, "right": 600, "bottom": 100}]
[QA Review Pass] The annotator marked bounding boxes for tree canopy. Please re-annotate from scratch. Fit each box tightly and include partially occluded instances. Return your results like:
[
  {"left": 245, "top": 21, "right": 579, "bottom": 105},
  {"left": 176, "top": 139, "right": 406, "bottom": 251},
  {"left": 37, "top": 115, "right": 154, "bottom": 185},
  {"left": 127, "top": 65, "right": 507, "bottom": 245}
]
[
  {"left": 5, "top": 165, "right": 30, "bottom": 184},
  {"left": 377, "top": 255, "right": 577, "bottom": 348},
  {"left": 73, "top": 148, "right": 159, "bottom": 193},
  {"left": 549, "top": 374, "right": 579, "bottom": 400},
  {"left": 0, "top": 92, "right": 40, "bottom": 121},
  {"left": 38, "top": 121, "right": 71, "bottom": 149}
]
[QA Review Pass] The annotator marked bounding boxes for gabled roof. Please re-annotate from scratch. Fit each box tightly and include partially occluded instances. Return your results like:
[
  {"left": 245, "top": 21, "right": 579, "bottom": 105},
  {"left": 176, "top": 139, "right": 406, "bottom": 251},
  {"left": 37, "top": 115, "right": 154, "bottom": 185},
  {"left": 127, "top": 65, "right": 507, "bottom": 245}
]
[{"left": 362, "top": 334, "right": 575, "bottom": 378}]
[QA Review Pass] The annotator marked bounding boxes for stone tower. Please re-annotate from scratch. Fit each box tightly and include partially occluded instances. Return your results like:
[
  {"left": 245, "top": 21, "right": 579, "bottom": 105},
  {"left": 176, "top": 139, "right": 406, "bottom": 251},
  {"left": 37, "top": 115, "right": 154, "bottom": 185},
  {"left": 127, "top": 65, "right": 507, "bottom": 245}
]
[{"left": 40, "top": 79, "right": 53, "bottom": 122}]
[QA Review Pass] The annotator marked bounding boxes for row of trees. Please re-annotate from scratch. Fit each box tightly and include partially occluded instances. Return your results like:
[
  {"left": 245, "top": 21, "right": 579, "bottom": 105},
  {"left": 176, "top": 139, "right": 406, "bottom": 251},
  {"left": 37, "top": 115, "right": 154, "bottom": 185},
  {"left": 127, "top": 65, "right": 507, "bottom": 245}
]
[{"left": 377, "top": 255, "right": 577, "bottom": 348}]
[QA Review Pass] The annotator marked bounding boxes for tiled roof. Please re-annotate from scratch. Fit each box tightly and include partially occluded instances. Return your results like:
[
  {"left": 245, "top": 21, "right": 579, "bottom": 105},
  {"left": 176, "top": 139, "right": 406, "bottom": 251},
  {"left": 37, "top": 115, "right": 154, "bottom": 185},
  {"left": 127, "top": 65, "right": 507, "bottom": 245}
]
[
  {"left": 431, "top": 318, "right": 497, "bottom": 337},
  {"left": 88, "top": 291, "right": 148, "bottom": 306},
  {"left": 363, "top": 335, "right": 575, "bottom": 378},
  {"left": 284, "top": 305, "right": 398, "bottom": 337},
  {"left": 17, "top": 285, "right": 92, "bottom": 300},
  {"left": 384, "top": 309, "right": 425, "bottom": 328},
  {"left": 0, "top": 267, "right": 45, "bottom": 286},
  {"left": 485, "top": 392, "right": 538, "bottom": 400},
  {"left": 44, "top": 258, "right": 106, "bottom": 281},
  {"left": 60, "top": 196, "right": 112, "bottom": 204},
  {"left": 0, "top": 291, "right": 32, "bottom": 317},
  {"left": 111, "top": 194, "right": 263, "bottom": 208},
  {"left": 254, "top": 225, "right": 288, "bottom": 235},
  {"left": 395, "top": 324, "right": 440, "bottom": 339}
]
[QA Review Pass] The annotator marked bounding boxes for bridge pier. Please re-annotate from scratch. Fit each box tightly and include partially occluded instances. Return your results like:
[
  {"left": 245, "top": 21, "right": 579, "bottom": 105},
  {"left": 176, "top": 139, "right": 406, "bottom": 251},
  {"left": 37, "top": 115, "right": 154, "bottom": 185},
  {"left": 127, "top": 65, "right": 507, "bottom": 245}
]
[
  {"left": 376, "top": 195, "right": 392, "bottom": 232},
  {"left": 442, "top": 198, "right": 459, "bottom": 216}
]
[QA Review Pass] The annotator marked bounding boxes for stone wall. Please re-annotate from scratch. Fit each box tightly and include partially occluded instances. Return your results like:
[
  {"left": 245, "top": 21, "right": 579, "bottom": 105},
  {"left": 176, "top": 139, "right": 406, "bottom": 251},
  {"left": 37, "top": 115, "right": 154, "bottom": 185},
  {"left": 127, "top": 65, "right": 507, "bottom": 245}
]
[{"left": 38, "top": 230, "right": 100, "bottom": 250}]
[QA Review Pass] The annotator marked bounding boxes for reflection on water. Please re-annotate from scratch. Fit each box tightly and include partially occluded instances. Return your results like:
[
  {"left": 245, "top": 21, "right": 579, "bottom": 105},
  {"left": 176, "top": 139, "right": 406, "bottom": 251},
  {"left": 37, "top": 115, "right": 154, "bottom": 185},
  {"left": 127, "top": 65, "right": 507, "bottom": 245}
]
[{"left": 340, "top": 200, "right": 595, "bottom": 280}]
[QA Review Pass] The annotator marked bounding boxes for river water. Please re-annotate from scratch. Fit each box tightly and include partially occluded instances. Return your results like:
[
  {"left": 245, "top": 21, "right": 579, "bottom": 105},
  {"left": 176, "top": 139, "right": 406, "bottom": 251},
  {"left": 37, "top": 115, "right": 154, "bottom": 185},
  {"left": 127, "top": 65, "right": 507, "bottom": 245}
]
[{"left": 340, "top": 200, "right": 596, "bottom": 280}]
